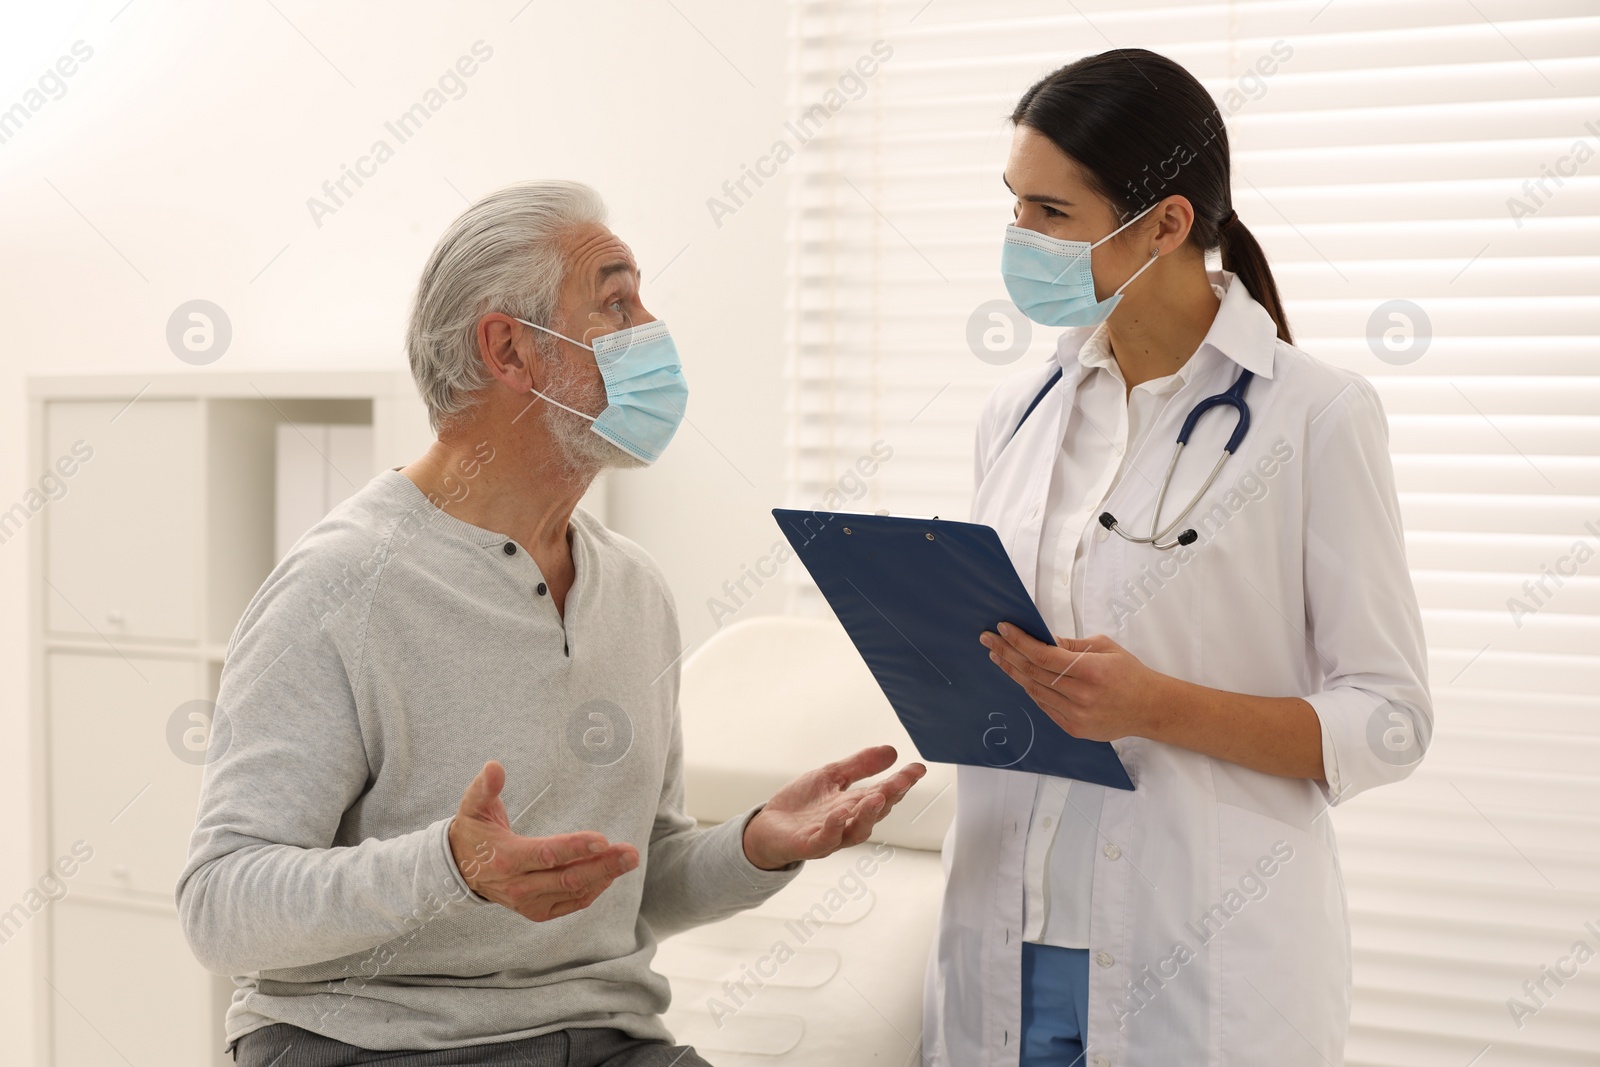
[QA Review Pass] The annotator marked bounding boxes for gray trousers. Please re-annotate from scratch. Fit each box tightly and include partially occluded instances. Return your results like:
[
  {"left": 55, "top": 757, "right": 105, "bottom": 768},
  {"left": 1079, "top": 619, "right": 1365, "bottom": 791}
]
[{"left": 231, "top": 1023, "right": 713, "bottom": 1067}]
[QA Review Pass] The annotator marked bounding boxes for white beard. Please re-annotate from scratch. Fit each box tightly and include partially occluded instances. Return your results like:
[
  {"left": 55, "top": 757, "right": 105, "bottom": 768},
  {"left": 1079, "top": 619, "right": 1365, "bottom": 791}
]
[
  {"left": 534, "top": 346, "right": 648, "bottom": 478},
  {"left": 543, "top": 404, "right": 647, "bottom": 477}
]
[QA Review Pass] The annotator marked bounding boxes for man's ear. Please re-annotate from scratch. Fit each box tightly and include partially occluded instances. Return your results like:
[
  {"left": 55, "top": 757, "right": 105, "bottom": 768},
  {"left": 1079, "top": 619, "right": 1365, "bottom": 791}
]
[{"left": 477, "top": 313, "right": 535, "bottom": 392}]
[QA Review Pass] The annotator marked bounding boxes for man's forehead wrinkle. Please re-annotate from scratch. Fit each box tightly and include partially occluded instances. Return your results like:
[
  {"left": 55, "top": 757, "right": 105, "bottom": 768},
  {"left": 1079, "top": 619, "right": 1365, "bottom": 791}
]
[{"left": 563, "top": 225, "right": 636, "bottom": 283}]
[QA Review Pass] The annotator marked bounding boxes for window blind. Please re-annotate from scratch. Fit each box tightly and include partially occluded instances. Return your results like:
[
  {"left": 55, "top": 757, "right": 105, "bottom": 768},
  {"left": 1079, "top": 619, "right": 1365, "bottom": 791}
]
[{"left": 784, "top": 1, "right": 1600, "bottom": 1063}]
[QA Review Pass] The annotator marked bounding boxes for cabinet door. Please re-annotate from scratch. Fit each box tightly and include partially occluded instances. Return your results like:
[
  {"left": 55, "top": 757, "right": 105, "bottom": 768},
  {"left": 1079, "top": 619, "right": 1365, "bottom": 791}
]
[
  {"left": 45, "top": 398, "right": 200, "bottom": 643},
  {"left": 49, "top": 652, "right": 207, "bottom": 900},
  {"left": 50, "top": 898, "right": 217, "bottom": 1067}
]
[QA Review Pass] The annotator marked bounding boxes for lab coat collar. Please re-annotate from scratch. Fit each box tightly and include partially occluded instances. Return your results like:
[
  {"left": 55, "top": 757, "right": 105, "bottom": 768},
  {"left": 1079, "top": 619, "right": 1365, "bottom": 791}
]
[{"left": 1055, "top": 267, "right": 1279, "bottom": 382}]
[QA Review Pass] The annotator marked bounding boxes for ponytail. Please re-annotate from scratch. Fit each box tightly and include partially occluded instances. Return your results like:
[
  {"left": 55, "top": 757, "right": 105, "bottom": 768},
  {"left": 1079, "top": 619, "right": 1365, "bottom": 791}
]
[{"left": 1219, "top": 214, "right": 1293, "bottom": 344}]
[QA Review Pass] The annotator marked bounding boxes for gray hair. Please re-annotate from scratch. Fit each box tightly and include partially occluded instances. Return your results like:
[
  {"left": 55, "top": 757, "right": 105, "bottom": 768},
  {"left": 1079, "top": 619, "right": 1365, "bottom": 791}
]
[{"left": 405, "top": 180, "right": 608, "bottom": 432}]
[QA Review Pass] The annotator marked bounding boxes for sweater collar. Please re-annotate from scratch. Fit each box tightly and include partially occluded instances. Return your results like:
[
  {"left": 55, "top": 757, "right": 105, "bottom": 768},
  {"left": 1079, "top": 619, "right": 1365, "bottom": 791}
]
[{"left": 378, "top": 469, "right": 597, "bottom": 555}]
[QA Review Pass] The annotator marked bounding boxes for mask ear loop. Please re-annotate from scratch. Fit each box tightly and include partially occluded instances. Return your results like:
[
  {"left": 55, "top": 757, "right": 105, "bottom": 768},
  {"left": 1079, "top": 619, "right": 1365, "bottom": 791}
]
[
  {"left": 512, "top": 316, "right": 600, "bottom": 421},
  {"left": 1089, "top": 199, "right": 1159, "bottom": 250},
  {"left": 1088, "top": 200, "right": 1161, "bottom": 299},
  {"left": 513, "top": 316, "right": 595, "bottom": 352},
  {"left": 526, "top": 388, "right": 597, "bottom": 422},
  {"left": 1112, "top": 246, "right": 1160, "bottom": 299}
]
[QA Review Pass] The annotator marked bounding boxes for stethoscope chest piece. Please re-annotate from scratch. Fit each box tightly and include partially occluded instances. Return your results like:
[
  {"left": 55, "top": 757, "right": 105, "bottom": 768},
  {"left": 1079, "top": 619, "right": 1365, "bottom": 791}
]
[{"left": 1099, "top": 368, "right": 1255, "bottom": 550}]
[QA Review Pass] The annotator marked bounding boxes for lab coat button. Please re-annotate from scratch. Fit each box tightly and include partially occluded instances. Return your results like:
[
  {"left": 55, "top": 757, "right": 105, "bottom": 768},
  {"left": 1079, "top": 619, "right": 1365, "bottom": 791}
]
[
  {"left": 536, "top": 582, "right": 548, "bottom": 596},
  {"left": 1095, "top": 951, "right": 1114, "bottom": 968},
  {"left": 503, "top": 542, "right": 516, "bottom": 555},
  {"left": 1103, "top": 843, "right": 1121, "bottom": 860},
  {"left": 1042, "top": 817, "right": 1052, "bottom": 829}
]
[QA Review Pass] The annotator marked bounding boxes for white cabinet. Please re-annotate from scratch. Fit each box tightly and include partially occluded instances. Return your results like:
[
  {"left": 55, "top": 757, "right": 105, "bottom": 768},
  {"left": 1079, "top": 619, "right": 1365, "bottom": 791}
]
[
  {"left": 28, "top": 371, "right": 441, "bottom": 1067},
  {"left": 49, "top": 899, "right": 219, "bottom": 1067},
  {"left": 275, "top": 422, "right": 376, "bottom": 563},
  {"left": 44, "top": 399, "right": 201, "bottom": 644},
  {"left": 47, "top": 652, "right": 206, "bottom": 899}
]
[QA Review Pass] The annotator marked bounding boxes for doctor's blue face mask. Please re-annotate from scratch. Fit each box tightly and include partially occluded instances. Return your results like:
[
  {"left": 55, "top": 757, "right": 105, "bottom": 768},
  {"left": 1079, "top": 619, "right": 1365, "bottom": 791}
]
[
  {"left": 1000, "top": 200, "right": 1160, "bottom": 328},
  {"left": 512, "top": 316, "right": 688, "bottom": 465}
]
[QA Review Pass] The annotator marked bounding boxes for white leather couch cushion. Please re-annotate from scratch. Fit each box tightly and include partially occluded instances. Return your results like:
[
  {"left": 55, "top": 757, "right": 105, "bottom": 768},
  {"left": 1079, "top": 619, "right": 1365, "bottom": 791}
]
[
  {"left": 663, "top": 616, "right": 954, "bottom": 1065},
  {"left": 656, "top": 841, "right": 942, "bottom": 1066}
]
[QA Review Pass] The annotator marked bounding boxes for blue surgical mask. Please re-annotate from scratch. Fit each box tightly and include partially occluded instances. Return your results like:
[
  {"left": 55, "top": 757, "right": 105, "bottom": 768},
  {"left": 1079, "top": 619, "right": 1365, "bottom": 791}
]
[
  {"left": 1000, "top": 201, "right": 1160, "bottom": 327},
  {"left": 513, "top": 316, "right": 688, "bottom": 465}
]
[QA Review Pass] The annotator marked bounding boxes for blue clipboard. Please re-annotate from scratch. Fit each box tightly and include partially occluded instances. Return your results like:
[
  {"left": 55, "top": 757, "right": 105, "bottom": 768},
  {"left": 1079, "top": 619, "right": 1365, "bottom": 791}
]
[{"left": 773, "top": 509, "right": 1133, "bottom": 790}]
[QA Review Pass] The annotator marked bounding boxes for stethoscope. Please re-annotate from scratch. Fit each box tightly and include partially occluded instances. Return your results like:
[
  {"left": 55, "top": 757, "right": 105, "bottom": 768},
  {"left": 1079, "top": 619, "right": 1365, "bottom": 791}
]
[{"left": 1009, "top": 364, "right": 1255, "bottom": 550}]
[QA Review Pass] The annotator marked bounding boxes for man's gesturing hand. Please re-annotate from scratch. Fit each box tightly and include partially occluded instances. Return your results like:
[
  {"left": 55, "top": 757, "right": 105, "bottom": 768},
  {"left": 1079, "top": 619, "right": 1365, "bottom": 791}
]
[
  {"left": 448, "top": 760, "right": 639, "bottom": 921},
  {"left": 742, "top": 745, "right": 927, "bottom": 871}
]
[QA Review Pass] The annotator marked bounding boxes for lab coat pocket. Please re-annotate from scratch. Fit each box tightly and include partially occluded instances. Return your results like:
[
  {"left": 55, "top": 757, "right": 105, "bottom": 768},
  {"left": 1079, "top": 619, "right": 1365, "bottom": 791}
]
[{"left": 1214, "top": 804, "right": 1348, "bottom": 1066}]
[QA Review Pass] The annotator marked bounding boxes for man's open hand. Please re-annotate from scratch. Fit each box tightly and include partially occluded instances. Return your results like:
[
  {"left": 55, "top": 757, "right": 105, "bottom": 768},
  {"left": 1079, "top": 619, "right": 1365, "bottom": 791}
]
[
  {"left": 448, "top": 759, "right": 639, "bottom": 921},
  {"left": 742, "top": 745, "right": 927, "bottom": 871}
]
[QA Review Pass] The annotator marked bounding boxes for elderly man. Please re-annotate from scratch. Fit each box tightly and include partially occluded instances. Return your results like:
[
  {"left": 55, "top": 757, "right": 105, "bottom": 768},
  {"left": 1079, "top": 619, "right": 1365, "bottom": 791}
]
[{"left": 176, "top": 180, "right": 926, "bottom": 1067}]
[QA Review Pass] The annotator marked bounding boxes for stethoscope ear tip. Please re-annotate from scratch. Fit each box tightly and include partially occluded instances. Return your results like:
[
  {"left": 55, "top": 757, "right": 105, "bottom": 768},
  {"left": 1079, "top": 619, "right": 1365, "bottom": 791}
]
[{"left": 1177, "top": 529, "right": 1198, "bottom": 546}]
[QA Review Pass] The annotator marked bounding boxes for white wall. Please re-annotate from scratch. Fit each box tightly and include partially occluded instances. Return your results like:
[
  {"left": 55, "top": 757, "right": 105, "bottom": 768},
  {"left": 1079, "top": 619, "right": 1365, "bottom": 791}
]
[{"left": 0, "top": 2, "right": 793, "bottom": 1062}]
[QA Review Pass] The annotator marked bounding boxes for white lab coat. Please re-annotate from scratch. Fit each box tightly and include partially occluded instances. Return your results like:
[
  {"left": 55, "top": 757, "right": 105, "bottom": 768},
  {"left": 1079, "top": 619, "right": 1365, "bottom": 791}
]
[{"left": 921, "top": 269, "right": 1432, "bottom": 1067}]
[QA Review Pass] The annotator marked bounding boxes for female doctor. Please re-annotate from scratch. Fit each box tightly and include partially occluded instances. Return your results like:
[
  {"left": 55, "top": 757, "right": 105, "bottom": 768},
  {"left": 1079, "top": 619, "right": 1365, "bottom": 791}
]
[{"left": 921, "top": 49, "right": 1432, "bottom": 1067}]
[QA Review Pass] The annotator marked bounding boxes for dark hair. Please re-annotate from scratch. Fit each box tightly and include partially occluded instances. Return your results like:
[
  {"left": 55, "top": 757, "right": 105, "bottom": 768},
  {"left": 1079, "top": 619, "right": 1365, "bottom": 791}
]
[{"left": 1011, "top": 48, "right": 1292, "bottom": 344}]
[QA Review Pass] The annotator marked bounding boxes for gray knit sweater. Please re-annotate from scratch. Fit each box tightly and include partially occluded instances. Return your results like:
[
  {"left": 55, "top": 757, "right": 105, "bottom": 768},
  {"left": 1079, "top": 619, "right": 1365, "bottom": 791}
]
[{"left": 175, "top": 469, "right": 802, "bottom": 1054}]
